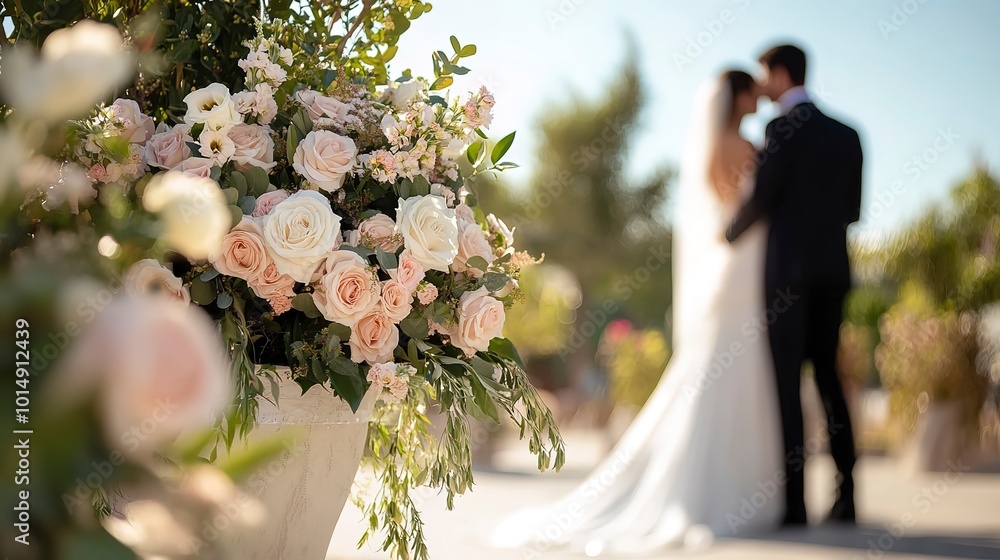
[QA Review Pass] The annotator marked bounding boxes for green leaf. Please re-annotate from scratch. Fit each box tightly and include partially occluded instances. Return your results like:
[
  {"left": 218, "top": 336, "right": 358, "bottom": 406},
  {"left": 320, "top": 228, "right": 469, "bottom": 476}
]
[
  {"left": 430, "top": 76, "right": 453, "bottom": 91},
  {"left": 465, "top": 255, "right": 490, "bottom": 272},
  {"left": 200, "top": 268, "right": 220, "bottom": 282},
  {"left": 450, "top": 35, "right": 462, "bottom": 54},
  {"left": 468, "top": 370, "right": 500, "bottom": 423},
  {"left": 323, "top": 69, "right": 338, "bottom": 89},
  {"left": 216, "top": 291, "right": 234, "bottom": 309},
  {"left": 222, "top": 187, "right": 239, "bottom": 205},
  {"left": 327, "top": 364, "right": 366, "bottom": 412},
  {"left": 496, "top": 161, "right": 520, "bottom": 171},
  {"left": 376, "top": 249, "right": 399, "bottom": 271},
  {"left": 459, "top": 44, "right": 477, "bottom": 57},
  {"left": 400, "top": 309, "right": 430, "bottom": 339},
  {"left": 290, "top": 293, "right": 322, "bottom": 319},
  {"left": 244, "top": 166, "right": 270, "bottom": 197},
  {"left": 190, "top": 278, "right": 217, "bottom": 305},
  {"left": 328, "top": 322, "right": 352, "bottom": 341},
  {"left": 342, "top": 244, "right": 375, "bottom": 259},
  {"left": 491, "top": 131, "right": 516, "bottom": 165},
  {"left": 483, "top": 272, "right": 509, "bottom": 293},
  {"left": 65, "top": 530, "right": 135, "bottom": 560},
  {"left": 328, "top": 355, "right": 359, "bottom": 377},
  {"left": 466, "top": 140, "right": 483, "bottom": 166},
  {"left": 228, "top": 205, "right": 243, "bottom": 228},
  {"left": 489, "top": 337, "right": 525, "bottom": 369},
  {"left": 239, "top": 195, "right": 256, "bottom": 215},
  {"left": 230, "top": 172, "right": 248, "bottom": 198}
]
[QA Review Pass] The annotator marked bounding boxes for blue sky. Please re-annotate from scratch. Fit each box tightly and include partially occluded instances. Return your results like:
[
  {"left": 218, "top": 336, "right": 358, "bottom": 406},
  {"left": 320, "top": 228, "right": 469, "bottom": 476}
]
[{"left": 391, "top": 0, "right": 1000, "bottom": 237}]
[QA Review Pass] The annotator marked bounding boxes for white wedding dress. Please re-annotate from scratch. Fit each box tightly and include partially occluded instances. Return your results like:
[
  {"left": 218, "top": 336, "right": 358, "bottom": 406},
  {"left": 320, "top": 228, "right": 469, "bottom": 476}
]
[{"left": 493, "top": 81, "right": 783, "bottom": 555}]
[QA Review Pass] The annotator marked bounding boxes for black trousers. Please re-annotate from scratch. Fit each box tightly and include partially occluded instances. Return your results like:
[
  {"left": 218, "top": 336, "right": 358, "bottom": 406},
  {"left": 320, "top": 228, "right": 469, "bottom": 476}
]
[{"left": 765, "top": 279, "right": 857, "bottom": 523}]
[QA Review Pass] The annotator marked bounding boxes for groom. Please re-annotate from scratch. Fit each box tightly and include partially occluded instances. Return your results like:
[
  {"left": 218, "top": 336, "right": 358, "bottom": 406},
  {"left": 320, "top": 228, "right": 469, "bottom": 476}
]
[{"left": 726, "top": 44, "right": 863, "bottom": 526}]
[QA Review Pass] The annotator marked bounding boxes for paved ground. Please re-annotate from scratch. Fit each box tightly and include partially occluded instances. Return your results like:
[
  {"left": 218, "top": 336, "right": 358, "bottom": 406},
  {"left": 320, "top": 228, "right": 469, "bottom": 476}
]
[{"left": 328, "top": 430, "right": 1000, "bottom": 560}]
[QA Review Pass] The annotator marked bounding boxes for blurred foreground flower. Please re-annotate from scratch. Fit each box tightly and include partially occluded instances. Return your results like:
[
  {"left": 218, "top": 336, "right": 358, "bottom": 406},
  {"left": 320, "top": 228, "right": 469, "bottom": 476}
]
[
  {"left": 0, "top": 20, "right": 135, "bottom": 122},
  {"left": 142, "top": 171, "right": 232, "bottom": 260}
]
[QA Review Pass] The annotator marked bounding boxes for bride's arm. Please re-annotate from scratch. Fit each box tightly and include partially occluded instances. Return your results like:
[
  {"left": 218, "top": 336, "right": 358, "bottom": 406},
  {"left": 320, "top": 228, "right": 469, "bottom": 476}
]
[{"left": 725, "top": 119, "right": 791, "bottom": 242}]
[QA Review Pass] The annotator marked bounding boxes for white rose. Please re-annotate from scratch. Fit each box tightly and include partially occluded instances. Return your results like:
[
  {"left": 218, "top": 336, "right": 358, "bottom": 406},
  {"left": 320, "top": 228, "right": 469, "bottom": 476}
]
[
  {"left": 122, "top": 259, "right": 190, "bottom": 304},
  {"left": 228, "top": 124, "right": 276, "bottom": 172},
  {"left": 453, "top": 220, "right": 495, "bottom": 276},
  {"left": 384, "top": 78, "right": 427, "bottom": 108},
  {"left": 260, "top": 190, "right": 342, "bottom": 282},
  {"left": 183, "top": 83, "right": 241, "bottom": 131},
  {"left": 394, "top": 195, "right": 458, "bottom": 272},
  {"left": 142, "top": 171, "right": 231, "bottom": 260},
  {"left": 171, "top": 157, "right": 214, "bottom": 179},
  {"left": 295, "top": 90, "right": 354, "bottom": 126},
  {"left": 292, "top": 130, "right": 357, "bottom": 192},
  {"left": 110, "top": 98, "right": 155, "bottom": 144},
  {"left": 452, "top": 288, "right": 506, "bottom": 356},
  {"left": 145, "top": 125, "right": 192, "bottom": 169}
]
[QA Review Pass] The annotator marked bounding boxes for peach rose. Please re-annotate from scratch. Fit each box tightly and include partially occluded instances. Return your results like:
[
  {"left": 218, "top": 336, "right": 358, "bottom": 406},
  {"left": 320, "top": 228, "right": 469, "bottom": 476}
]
[
  {"left": 210, "top": 217, "right": 269, "bottom": 282},
  {"left": 228, "top": 124, "right": 276, "bottom": 172},
  {"left": 171, "top": 157, "right": 214, "bottom": 179},
  {"left": 387, "top": 249, "right": 426, "bottom": 293},
  {"left": 122, "top": 259, "right": 190, "bottom": 304},
  {"left": 145, "top": 125, "right": 192, "bottom": 169},
  {"left": 380, "top": 279, "right": 413, "bottom": 323},
  {"left": 453, "top": 220, "right": 495, "bottom": 276},
  {"left": 416, "top": 284, "right": 438, "bottom": 306},
  {"left": 248, "top": 262, "right": 295, "bottom": 301},
  {"left": 250, "top": 189, "right": 288, "bottom": 218},
  {"left": 111, "top": 98, "right": 155, "bottom": 144},
  {"left": 452, "top": 288, "right": 505, "bottom": 356},
  {"left": 267, "top": 294, "right": 293, "bottom": 316},
  {"left": 292, "top": 130, "right": 357, "bottom": 192},
  {"left": 358, "top": 212, "right": 401, "bottom": 252},
  {"left": 315, "top": 250, "right": 380, "bottom": 327},
  {"left": 349, "top": 308, "right": 399, "bottom": 364}
]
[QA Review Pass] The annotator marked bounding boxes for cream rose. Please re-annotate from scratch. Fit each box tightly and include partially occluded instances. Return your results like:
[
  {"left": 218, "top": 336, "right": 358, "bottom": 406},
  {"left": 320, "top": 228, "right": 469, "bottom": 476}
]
[
  {"left": 260, "top": 190, "right": 342, "bottom": 282},
  {"left": 380, "top": 279, "right": 413, "bottom": 323},
  {"left": 358, "top": 212, "right": 401, "bottom": 252},
  {"left": 453, "top": 220, "right": 495, "bottom": 276},
  {"left": 296, "top": 90, "right": 354, "bottom": 126},
  {"left": 210, "top": 217, "right": 269, "bottom": 282},
  {"left": 228, "top": 124, "right": 276, "bottom": 172},
  {"left": 292, "top": 130, "right": 357, "bottom": 192},
  {"left": 110, "top": 98, "right": 154, "bottom": 144},
  {"left": 394, "top": 195, "right": 458, "bottom": 272},
  {"left": 171, "top": 157, "right": 214, "bottom": 178},
  {"left": 387, "top": 249, "right": 426, "bottom": 293},
  {"left": 383, "top": 78, "right": 427, "bottom": 108},
  {"left": 122, "top": 259, "right": 190, "bottom": 304},
  {"left": 145, "top": 125, "right": 192, "bottom": 169},
  {"left": 314, "top": 250, "right": 380, "bottom": 327},
  {"left": 142, "top": 171, "right": 231, "bottom": 260},
  {"left": 452, "top": 288, "right": 506, "bottom": 356},
  {"left": 250, "top": 189, "right": 288, "bottom": 218},
  {"left": 183, "top": 83, "right": 241, "bottom": 131},
  {"left": 349, "top": 308, "right": 399, "bottom": 364}
]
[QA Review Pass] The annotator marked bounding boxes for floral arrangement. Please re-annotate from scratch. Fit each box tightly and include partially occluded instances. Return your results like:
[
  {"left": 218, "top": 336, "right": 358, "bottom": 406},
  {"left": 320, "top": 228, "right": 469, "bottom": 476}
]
[{"left": 4, "top": 8, "right": 564, "bottom": 559}]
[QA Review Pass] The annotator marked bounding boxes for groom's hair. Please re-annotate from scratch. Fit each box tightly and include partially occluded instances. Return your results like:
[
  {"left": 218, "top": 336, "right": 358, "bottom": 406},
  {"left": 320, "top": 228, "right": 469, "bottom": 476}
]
[{"left": 759, "top": 45, "right": 807, "bottom": 86}]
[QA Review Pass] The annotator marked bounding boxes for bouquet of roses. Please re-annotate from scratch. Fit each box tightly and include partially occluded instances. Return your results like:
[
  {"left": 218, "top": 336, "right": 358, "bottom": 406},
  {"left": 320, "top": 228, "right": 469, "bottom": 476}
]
[{"left": 47, "top": 18, "right": 563, "bottom": 559}]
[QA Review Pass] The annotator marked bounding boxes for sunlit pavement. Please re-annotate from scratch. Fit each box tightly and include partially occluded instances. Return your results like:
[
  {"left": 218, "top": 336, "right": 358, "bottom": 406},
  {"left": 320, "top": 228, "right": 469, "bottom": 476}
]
[{"left": 329, "top": 430, "right": 1000, "bottom": 560}]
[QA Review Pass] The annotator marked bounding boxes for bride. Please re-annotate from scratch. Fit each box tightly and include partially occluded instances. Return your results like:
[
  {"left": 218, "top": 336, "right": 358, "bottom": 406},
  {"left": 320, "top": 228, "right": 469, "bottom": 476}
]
[{"left": 493, "top": 70, "right": 783, "bottom": 555}]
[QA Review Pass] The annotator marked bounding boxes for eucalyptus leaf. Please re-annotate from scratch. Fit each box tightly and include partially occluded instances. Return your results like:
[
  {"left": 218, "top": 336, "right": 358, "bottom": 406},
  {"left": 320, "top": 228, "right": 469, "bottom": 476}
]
[
  {"left": 216, "top": 291, "right": 234, "bottom": 309},
  {"left": 199, "top": 268, "right": 220, "bottom": 282},
  {"left": 483, "top": 272, "right": 509, "bottom": 293},
  {"left": 400, "top": 309, "right": 430, "bottom": 339},
  {"left": 465, "top": 256, "right": 490, "bottom": 272},
  {"left": 190, "top": 278, "right": 217, "bottom": 306},
  {"left": 290, "top": 293, "right": 322, "bottom": 319},
  {"left": 239, "top": 195, "right": 256, "bottom": 215},
  {"left": 376, "top": 248, "right": 399, "bottom": 271}
]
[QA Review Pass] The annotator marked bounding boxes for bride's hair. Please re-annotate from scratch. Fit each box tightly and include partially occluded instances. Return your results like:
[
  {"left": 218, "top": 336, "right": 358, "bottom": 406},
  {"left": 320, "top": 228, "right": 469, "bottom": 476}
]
[{"left": 720, "top": 70, "right": 754, "bottom": 120}]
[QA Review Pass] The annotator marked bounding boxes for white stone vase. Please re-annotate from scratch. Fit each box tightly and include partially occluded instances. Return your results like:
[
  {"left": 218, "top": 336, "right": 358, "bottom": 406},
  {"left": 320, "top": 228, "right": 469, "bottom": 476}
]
[{"left": 223, "top": 368, "right": 376, "bottom": 560}]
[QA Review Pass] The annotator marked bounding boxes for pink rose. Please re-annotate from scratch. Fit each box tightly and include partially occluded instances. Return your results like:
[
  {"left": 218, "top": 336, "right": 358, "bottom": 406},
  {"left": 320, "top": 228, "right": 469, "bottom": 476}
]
[
  {"left": 228, "top": 124, "right": 276, "bottom": 172},
  {"left": 452, "top": 220, "right": 495, "bottom": 276},
  {"left": 380, "top": 279, "right": 413, "bottom": 323},
  {"left": 454, "top": 203, "right": 475, "bottom": 224},
  {"left": 248, "top": 262, "right": 296, "bottom": 301},
  {"left": 250, "top": 189, "right": 288, "bottom": 218},
  {"left": 315, "top": 250, "right": 380, "bottom": 327},
  {"left": 292, "top": 130, "right": 357, "bottom": 192},
  {"left": 358, "top": 213, "right": 401, "bottom": 252},
  {"left": 145, "top": 125, "right": 193, "bottom": 169},
  {"left": 417, "top": 284, "right": 438, "bottom": 306},
  {"left": 387, "top": 249, "right": 425, "bottom": 293},
  {"left": 452, "top": 288, "right": 505, "bottom": 356},
  {"left": 366, "top": 362, "right": 410, "bottom": 404},
  {"left": 267, "top": 295, "right": 293, "bottom": 316},
  {"left": 349, "top": 308, "right": 399, "bottom": 364},
  {"left": 111, "top": 98, "right": 155, "bottom": 144},
  {"left": 172, "top": 157, "right": 214, "bottom": 179},
  {"left": 210, "top": 217, "right": 269, "bottom": 283}
]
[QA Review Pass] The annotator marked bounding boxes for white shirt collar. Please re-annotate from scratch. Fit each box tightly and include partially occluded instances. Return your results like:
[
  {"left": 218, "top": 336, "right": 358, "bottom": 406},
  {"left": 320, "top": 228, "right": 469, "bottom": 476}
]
[{"left": 777, "top": 86, "right": 810, "bottom": 115}]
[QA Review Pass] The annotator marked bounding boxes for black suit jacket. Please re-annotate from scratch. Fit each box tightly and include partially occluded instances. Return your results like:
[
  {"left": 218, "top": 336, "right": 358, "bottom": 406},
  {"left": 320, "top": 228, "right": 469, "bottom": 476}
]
[{"left": 726, "top": 102, "right": 863, "bottom": 289}]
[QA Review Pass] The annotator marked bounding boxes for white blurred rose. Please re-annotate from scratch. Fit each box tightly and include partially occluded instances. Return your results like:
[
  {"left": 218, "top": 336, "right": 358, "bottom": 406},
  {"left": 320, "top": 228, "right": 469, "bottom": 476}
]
[
  {"left": 228, "top": 124, "right": 276, "bottom": 172},
  {"left": 292, "top": 130, "right": 357, "bottom": 192},
  {"left": 0, "top": 20, "right": 135, "bottom": 122},
  {"left": 183, "top": 83, "right": 241, "bottom": 131},
  {"left": 383, "top": 78, "right": 428, "bottom": 108},
  {"left": 394, "top": 195, "right": 458, "bottom": 272},
  {"left": 122, "top": 259, "right": 191, "bottom": 304},
  {"left": 142, "top": 171, "right": 231, "bottom": 260},
  {"left": 260, "top": 190, "right": 342, "bottom": 282}
]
